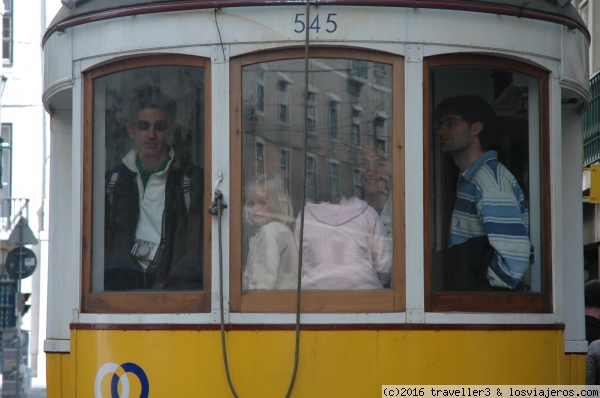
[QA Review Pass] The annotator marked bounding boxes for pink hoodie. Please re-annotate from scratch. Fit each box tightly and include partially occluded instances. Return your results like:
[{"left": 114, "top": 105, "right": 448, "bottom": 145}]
[{"left": 295, "top": 196, "right": 392, "bottom": 289}]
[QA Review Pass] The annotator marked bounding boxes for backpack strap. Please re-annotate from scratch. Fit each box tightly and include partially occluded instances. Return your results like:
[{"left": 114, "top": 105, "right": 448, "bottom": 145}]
[{"left": 106, "top": 164, "right": 128, "bottom": 206}]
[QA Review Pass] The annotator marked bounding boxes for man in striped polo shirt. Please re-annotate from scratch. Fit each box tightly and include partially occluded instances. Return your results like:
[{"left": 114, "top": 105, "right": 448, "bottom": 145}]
[{"left": 435, "top": 95, "right": 531, "bottom": 290}]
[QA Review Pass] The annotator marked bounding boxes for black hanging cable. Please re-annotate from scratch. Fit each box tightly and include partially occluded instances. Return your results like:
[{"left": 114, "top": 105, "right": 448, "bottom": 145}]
[
  {"left": 209, "top": 189, "right": 239, "bottom": 398},
  {"left": 212, "top": 9, "right": 238, "bottom": 396},
  {"left": 217, "top": 192, "right": 239, "bottom": 398},
  {"left": 284, "top": 0, "right": 311, "bottom": 396},
  {"left": 209, "top": 3, "right": 311, "bottom": 396},
  {"left": 518, "top": 1, "right": 530, "bottom": 18},
  {"left": 214, "top": 9, "right": 227, "bottom": 62}
]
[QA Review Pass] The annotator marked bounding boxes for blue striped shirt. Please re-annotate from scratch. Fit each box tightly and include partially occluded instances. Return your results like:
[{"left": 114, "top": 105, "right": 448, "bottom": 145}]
[{"left": 449, "top": 151, "right": 531, "bottom": 289}]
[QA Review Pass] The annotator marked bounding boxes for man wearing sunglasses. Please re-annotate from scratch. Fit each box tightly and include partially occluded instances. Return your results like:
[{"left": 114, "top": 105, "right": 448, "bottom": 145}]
[
  {"left": 104, "top": 88, "right": 203, "bottom": 291},
  {"left": 434, "top": 94, "right": 531, "bottom": 291}
]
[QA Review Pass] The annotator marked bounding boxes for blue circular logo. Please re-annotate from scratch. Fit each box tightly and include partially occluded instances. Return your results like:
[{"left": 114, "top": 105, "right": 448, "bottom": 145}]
[{"left": 94, "top": 362, "right": 149, "bottom": 398}]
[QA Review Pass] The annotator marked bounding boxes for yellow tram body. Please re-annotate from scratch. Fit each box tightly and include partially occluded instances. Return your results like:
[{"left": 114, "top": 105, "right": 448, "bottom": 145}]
[{"left": 47, "top": 328, "right": 579, "bottom": 397}]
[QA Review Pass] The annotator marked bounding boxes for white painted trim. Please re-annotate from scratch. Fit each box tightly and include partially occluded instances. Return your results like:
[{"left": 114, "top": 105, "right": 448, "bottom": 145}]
[{"left": 43, "top": 339, "right": 70, "bottom": 353}]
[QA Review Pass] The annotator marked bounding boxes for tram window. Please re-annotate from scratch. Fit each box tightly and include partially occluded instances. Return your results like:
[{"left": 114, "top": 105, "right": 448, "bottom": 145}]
[
  {"left": 425, "top": 56, "right": 550, "bottom": 312},
  {"left": 230, "top": 49, "right": 405, "bottom": 312},
  {"left": 83, "top": 56, "right": 211, "bottom": 313}
]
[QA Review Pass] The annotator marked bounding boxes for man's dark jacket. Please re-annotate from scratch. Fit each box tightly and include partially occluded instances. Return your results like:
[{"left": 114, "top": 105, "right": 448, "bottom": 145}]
[{"left": 104, "top": 153, "right": 203, "bottom": 290}]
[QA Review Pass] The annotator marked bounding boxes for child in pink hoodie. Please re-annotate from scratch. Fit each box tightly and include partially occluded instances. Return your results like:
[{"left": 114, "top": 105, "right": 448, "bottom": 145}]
[{"left": 295, "top": 196, "right": 392, "bottom": 289}]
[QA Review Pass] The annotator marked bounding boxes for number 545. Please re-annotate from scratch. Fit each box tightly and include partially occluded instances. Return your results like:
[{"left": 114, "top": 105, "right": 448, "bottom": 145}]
[{"left": 294, "top": 13, "right": 338, "bottom": 33}]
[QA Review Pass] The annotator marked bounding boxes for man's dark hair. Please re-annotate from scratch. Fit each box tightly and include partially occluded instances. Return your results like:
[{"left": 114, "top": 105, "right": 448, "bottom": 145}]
[
  {"left": 435, "top": 94, "right": 498, "bottom": 151},
  {"left": 585, "top": 280, "right": 600, "bottom": 308},
  {"left": 130, "top": 87, "right": 177, "bottom": 124}
]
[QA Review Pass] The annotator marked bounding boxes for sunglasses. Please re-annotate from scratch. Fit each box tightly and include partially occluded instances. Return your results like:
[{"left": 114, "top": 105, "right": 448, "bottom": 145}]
[
  {"left": 436, "top": 117, "right": 465, "bottom": 130},
  {"left": 135, "top": 120, "right": 169, "bottom": 132}
]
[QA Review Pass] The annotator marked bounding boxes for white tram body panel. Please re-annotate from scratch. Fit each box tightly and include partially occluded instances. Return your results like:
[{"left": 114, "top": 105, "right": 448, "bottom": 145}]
[{"left": 42, "top": 1, "right": 591, "bottom": 396}]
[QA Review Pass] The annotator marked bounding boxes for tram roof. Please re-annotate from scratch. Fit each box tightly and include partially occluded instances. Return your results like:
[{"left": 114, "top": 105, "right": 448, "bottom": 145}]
[{"left": 45, "top": 0, "right": 589, "bottom": 44}]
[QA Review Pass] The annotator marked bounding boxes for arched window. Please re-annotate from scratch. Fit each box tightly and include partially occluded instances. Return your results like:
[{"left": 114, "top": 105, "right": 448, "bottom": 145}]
[
  {"left": 425, "top": 55, "right": 550, "bottom": 313},
  {"left": 83, "top": 55, "right": 211, "bottom": 313},
  {"left": 230, "top": 48, "right": 405, "bottom": 312}
]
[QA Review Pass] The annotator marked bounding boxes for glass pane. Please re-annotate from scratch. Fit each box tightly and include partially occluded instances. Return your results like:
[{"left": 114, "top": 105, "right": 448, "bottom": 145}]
[
  {"left": 429, "top": 66, "right": 539, "bottom": 293},
  {"left": 92, "top": 65, "right": 205, "bottom": 292},
  {"left": 241, "top": 58, "right": 393, "bottom": 290}
]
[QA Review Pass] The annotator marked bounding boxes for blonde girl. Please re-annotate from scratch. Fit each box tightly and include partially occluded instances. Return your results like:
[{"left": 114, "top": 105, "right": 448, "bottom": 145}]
[{"left": 243, "top": 174, "right": 298, "bottom": 290}]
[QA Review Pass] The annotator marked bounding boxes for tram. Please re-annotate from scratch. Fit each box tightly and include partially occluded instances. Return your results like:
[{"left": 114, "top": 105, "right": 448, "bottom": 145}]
[{"left": 41, "top": 0, "right": 590, "bottom": 396}]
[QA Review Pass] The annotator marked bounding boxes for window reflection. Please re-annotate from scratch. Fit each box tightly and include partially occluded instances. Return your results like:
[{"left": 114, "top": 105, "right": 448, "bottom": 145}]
[
  {"left": 92, "top": 65, "right": 205, "bottom": 292},
  {"left": 359, "top": 147, "right": 392, "bottom": 237},
  {"left": 241, "top": 58, "right": 393, "bottom": 290}
]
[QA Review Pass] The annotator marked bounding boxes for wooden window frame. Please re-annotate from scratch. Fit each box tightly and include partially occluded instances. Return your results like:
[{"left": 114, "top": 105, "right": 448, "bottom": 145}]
[
  {"left": 423, "top": 55, "right": 552, "bottom": 313},
  {"left": 82, "top": 55, "right": 212, "bottom": 314},
  {"left": 230, "top": 47, "right": 405, "bottom": 313}
]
